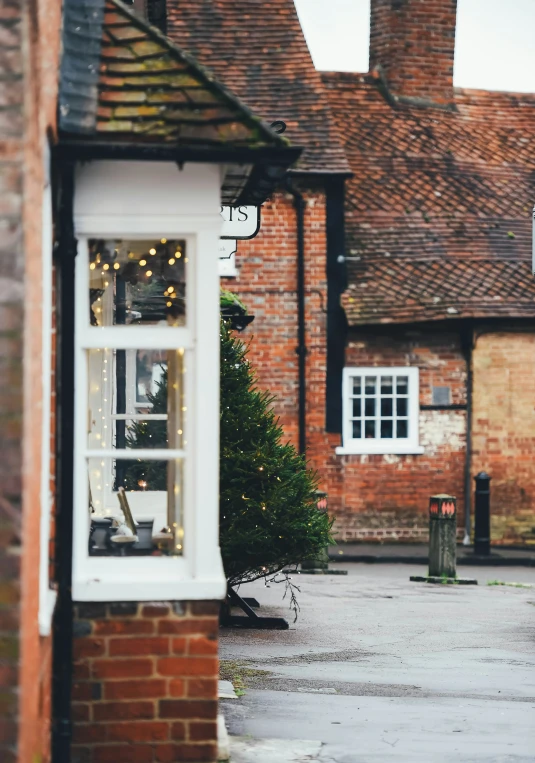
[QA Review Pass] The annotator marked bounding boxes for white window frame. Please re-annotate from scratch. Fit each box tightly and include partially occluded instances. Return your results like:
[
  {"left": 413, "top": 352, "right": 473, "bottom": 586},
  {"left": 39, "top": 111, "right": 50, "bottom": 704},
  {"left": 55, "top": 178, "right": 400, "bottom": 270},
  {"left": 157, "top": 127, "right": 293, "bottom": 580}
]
[
  {"left": 72, "top": 209, "right": 226, "bottom": 602},
  {"left": 336, "top": 367, "right": 424, "bottom": 455}
]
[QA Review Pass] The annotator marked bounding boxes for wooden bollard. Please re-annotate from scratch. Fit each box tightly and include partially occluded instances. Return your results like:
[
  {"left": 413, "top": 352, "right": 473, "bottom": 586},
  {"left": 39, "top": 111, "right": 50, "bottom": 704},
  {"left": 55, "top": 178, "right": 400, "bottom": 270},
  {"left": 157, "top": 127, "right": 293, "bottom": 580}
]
[{"left": 428, "top": 494, "right": 457, "bottom": 578}]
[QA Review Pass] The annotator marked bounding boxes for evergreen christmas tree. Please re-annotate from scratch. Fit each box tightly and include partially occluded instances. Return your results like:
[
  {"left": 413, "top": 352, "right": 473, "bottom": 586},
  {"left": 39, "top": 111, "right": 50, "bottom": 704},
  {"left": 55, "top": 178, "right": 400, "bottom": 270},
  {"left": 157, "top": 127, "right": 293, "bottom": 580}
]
[
  {"left": 220, "top": 321, "right": 332, "bottom": 587},
  {"left": 123, "top": 369, "right": 168, "bottom": 491},
  {"left": 123, "top": 306, "right": 333, "bottom": 586}
]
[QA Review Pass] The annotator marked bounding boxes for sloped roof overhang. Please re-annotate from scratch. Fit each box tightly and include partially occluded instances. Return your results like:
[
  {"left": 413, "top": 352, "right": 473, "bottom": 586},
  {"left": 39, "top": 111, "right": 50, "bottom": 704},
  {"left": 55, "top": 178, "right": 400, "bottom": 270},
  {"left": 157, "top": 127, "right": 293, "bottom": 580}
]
[{"left": 58, "top": 0, "right": 301, "bottom": 205}]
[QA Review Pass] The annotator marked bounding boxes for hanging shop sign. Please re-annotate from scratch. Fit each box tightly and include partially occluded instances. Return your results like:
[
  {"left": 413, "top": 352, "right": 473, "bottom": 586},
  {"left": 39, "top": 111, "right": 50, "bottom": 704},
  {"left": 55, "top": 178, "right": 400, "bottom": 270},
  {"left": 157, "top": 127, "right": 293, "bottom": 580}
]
[{"left": 220, "top": 205, "right": 260, "bottom": 240}]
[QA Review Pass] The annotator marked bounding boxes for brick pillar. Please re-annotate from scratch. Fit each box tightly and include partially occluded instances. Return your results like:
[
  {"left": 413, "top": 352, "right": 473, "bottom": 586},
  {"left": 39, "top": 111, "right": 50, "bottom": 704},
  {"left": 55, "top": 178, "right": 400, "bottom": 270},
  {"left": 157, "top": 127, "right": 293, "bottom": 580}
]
[{"left": 71, "top": 601, "right": 220, "bottom": 763}]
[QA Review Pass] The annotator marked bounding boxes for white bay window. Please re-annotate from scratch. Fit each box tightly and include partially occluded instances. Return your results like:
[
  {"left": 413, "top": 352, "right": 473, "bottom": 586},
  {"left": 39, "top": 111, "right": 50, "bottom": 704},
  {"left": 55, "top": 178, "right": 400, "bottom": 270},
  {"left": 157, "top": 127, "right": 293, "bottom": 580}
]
[
  {"left": 72, "top": 161, "right": 225, "bottom": 601},
  {"left": 336, "top": 367, "right": 423, "bottom": 455}
]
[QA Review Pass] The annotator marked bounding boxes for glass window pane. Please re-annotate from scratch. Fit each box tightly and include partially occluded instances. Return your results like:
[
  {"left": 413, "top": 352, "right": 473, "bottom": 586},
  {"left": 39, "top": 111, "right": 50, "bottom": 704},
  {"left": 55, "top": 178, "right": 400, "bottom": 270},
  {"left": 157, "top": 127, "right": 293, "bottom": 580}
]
[
  {"left": 380, "top": 420, "right": 393, "bottom": 438},
  {"left": 88, "top": 238, "right": 187, "bottom": 327},
  {"left": 396, "top": 420, "right": 408, "bottom": 438},
  {"left": 352, "top": 420, "right": 362, "bottom": 439},
  {"left": 396, "top": 397, "right": 408, "bottom": 416},
  {"left": 380, "top": 376, "right": 393, "bottom": 395},
  {"left": 365, "top": 398, "right": 376, "bottom": 416},
  {"left": 88, "top": 457, "right": 184, "bottom": 557},
  {"left": 365, "top": 420, "right": 376, "bottom": 438},
  {"left": 351, "top": 377, "right": 361, "bottom": 395},
  {"left": 87, "top": 348, "right": 185, "bottom": 451},
  {"left": 396, "top": 376, "right": 409, "bottom": 395},
  {"left": 381, "top": 398, "right": 393, "bottom": 416},
  {"left": 135, "top": 350, "right": 167, "bottom": 408},
  {"left": 352, "top": 398, "right": 361, "bottom": 417},
  {"left": 364, "top": 376, "right": 377, "bottom": 395}
]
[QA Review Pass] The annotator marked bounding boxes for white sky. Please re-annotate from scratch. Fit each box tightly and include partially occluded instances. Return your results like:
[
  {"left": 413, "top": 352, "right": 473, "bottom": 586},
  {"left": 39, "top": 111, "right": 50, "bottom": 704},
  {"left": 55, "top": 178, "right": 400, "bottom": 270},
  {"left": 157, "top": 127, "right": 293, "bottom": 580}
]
[{"left": 294, "top": 0, "right": 535, "bottom": 93}]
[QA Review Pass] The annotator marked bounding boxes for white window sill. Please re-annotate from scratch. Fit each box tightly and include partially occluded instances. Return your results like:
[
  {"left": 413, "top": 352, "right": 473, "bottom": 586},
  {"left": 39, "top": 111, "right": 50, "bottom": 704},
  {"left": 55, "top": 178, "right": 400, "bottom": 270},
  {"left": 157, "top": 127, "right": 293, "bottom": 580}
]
[
  {"left": 73, "top": 574, "right": 227, "bottom": 603},
  {"left": 335, "top": 445, "right": 425, "bottom": 456}
]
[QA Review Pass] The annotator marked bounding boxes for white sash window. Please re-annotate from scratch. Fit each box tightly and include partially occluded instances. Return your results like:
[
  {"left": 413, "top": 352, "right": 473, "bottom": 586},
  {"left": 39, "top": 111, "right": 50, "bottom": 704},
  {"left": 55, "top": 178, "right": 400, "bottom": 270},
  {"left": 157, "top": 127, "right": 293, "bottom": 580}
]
[
  {"left": 337, "top": 367, "right": 424, "bottom": 455},
  {"left": 72, "top": 161, "right": 226, "bottom": 601}
]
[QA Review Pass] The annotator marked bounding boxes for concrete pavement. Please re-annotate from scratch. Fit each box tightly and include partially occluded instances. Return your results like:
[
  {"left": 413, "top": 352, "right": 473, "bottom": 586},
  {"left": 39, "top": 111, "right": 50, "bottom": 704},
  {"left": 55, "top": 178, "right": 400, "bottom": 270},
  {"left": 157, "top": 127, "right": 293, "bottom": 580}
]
[{"left": 220, "top": 563, "right": 535, "bottom": 762}]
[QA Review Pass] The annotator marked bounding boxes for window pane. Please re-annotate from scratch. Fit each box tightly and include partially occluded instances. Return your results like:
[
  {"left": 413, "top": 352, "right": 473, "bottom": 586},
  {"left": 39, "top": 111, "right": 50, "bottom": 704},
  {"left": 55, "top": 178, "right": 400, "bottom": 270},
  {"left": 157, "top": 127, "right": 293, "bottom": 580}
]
[
  {"left": 88, "top": 238, "right": 187, "bottom": 327},
  {"left": 364, "top": 376, "right": 377, "bottom": 395},
  {"left": 351, "top": 377, "right": 361, "bottom": 395},
  {"left": 88, "top": 457, "right": 184, "bottom": 557},
  {"left": 365, "top": 420, "right": 376, "bottom": 438},
  {"left": 352, "top": 398, "right": 361, "bottom": 417},
  {"left": 396, "top": 420, "right": 408, "bottom": 438},
  {"left": 380, "top": 420, "right": 393, "bottom": 438},
  {"left": 380, "top": 376, "right": 393, "bottom": 395},
  {"left": 380, "top": 398, "right": 393, "bottom": 416},
  {"left": 396, "top": 376, "right": 408, "bottom": 395},
  {"left": 135, "top": 350, "right": 167, "bottom": 408},
  {"left": 396, "top": 397, "right": 408, "bottom": 416},
  {"left": 87, "top": 348, "right": 185, "bottom": 451},
  {"left": 352, "top": 420, "right": 362, "bottom": 439},
  {"left": 365, "top": 398, "right": 376, "bottom": 416}
]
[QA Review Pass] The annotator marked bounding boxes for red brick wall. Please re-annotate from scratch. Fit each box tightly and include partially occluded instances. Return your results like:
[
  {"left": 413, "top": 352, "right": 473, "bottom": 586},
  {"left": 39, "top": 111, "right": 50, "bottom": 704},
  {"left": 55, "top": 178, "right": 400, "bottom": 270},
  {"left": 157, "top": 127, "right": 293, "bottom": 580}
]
[
  {"left": 472, "top": 331, "right": 535, "bottom": 545},
  {"left": 226, "top": 205, "right": 470, "bottom": 538},
  {"left": 0, "top": 0, "right": 61, "bottom": 759},
  {"left": 222, "top": 187, "right": 336, "bottom": 457},
  {"left": 0, "top": 0, "right": 25, "bottom": 754},
  {"left": 369, "top": 0, "right": 457, "bottom": 104},
  {"left": 334, "top": 329, "right": 467, "bottom": 541},
  {"left": 71, "top": 601, "right": 220, "bottom": 763},
  {"left": 225, "top": 193, "right": 470, "bottom": 543}
]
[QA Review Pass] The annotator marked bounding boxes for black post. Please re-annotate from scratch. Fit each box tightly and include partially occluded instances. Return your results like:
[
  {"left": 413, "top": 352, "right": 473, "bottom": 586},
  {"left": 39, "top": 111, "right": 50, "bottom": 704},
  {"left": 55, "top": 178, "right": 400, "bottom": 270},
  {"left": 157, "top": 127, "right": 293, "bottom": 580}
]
[
  {"left": 52, "top": 160, "right": 76, "bottom": 763},
  {"left": 474, "top": 472, "right": 491, "bottom": 556}
]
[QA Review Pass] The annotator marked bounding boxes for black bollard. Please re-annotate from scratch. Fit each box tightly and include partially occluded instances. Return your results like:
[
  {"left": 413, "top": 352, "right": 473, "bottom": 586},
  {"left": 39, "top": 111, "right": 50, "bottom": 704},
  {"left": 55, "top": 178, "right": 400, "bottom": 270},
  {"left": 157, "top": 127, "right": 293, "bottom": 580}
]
[
  {"left": 410, "top": 493, "right": 477, "bottom": 584},
  {"left": 474, "top": 472, "right": 491, "bottom": 556}
]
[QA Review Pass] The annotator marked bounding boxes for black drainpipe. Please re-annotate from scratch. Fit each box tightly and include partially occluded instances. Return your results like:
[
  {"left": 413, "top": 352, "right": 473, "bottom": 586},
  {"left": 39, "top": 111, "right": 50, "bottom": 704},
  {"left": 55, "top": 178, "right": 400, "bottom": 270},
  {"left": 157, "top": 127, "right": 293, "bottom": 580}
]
[
  {"left": 286, "top": 181, "right": 307, "bottom": 455},
  {"left": 52, "top": 159, "right": 76, "bottom": 763},
  {"left": 461, "top": 322, "right": 473, "bottom": 545}
]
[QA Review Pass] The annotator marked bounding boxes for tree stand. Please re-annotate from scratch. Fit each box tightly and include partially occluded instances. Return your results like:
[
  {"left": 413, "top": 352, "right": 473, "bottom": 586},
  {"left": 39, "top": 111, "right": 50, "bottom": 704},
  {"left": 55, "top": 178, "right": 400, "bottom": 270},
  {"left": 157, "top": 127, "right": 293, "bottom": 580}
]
[{"left": 220, "top": 586, "right": 289, "bottom": 630}]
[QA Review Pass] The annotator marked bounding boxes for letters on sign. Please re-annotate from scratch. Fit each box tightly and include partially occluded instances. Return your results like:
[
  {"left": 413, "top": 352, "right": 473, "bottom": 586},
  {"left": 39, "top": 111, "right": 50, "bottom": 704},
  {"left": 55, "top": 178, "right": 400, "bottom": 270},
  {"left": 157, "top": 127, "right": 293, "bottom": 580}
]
[{"left": 220, "top": 206, "right": 260, "bottom": 240}]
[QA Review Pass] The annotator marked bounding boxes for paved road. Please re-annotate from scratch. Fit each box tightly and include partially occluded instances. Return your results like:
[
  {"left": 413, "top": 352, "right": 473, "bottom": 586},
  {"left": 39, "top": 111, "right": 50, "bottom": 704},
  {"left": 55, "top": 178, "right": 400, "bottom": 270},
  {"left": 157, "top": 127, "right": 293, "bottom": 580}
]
[{"left": 220, "top": 564, "right": 535, "bottom": 762}]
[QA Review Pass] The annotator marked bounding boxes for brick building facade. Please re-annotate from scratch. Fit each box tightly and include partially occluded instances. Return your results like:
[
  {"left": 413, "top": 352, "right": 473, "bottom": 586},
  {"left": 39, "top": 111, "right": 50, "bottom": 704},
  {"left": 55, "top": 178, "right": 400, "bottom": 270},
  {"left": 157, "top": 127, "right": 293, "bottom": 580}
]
[
  {"left": 1, "top": 0, "right": 61, "bottom": 759},
  {"left": 2, "top": 0, "right": 297, "bottom": 760},
  {"left": 176, "top": 0, "right": 535, "bottom": 546}
]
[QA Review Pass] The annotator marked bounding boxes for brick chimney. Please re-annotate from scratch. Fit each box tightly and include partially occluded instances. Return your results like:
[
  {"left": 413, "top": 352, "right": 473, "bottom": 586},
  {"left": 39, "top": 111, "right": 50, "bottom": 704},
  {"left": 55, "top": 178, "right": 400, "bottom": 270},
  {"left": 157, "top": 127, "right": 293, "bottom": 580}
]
[{"left": 369, "top": 0, "right": 457, "bottom": 105}]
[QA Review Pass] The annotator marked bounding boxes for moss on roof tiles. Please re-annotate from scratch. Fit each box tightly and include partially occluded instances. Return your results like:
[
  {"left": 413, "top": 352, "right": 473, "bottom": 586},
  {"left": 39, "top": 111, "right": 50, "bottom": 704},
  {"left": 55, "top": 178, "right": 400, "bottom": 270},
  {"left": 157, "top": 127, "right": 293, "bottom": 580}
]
[{"left": 92, "top": 0, "right": 288, "bottom": 149}]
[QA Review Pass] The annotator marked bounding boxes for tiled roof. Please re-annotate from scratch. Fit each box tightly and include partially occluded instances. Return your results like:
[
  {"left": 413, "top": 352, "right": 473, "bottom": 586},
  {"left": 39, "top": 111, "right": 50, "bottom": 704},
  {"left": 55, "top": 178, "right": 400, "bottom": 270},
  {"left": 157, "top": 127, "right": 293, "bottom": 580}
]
[
  {"left": 95, "top": 0, "right": 288, "bottom": 148},
  {"left": 322, "top": 72, "right": 535, "bottom": 325},
  {"left": 342, "top": 258, "right": 535, "bottom": 325},
  {"left": 59, "top": 0, "right": 301, "bottom": 204},
  {"left": 166, "top": 0, "right": 350, "bottom": 175}
]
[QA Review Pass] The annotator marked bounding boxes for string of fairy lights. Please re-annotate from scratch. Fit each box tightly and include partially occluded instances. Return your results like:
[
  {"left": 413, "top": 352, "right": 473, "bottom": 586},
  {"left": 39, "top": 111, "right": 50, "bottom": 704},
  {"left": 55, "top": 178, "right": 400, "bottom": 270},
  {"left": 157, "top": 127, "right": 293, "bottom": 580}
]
[
  {"left": 87, "top": 239, "right": 188, "bottom": 553},
  {"left": 88, "top": 238, "right": 188, "bottom": 326}
]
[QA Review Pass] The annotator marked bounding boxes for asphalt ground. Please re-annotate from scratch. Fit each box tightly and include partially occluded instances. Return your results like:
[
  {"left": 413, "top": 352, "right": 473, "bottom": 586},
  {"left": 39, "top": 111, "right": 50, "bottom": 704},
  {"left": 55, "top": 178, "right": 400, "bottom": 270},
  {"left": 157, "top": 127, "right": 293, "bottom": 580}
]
[{"left": 220, "top": 563, "right": 535, "bottom": 762}]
